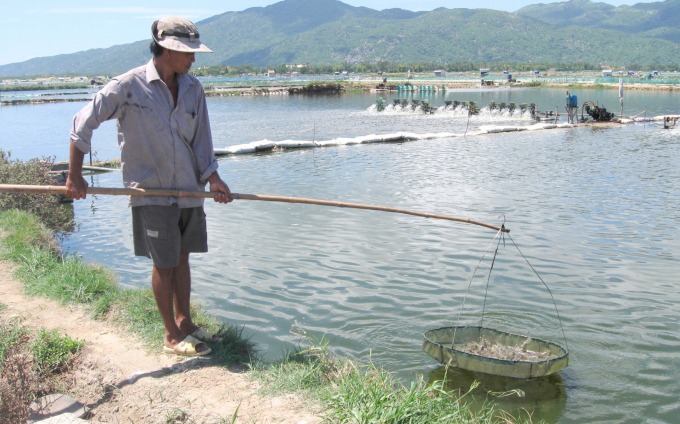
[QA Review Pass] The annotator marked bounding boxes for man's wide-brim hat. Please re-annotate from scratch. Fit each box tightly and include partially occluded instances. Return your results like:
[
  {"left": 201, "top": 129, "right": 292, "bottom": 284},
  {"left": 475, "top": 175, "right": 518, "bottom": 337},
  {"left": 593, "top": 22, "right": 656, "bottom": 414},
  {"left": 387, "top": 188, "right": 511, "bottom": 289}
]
[{"left": 152, "top": 17, "right": 212, "bottom": 53}]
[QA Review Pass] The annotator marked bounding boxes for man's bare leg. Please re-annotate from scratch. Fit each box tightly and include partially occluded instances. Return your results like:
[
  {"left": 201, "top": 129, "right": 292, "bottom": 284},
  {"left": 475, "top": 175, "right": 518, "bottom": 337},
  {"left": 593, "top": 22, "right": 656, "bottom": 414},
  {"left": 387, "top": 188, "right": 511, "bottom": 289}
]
[
  {"left": 172, "top": 252, "right": 199, "bottom": 335},
  {"left": 152, "top": 257, "right": 208, "bottom": 353},
  {"left": 172, "top": 252, "right": 221, "bottom": 344}
]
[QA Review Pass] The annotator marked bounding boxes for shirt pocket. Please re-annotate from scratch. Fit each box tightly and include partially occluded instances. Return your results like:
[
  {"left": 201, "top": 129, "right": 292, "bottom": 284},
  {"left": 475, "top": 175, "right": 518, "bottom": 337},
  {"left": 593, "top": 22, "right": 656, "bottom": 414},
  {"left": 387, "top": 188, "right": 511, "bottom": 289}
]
[{"left": 178, "top": 111, "right": 198, "bottom": 143}]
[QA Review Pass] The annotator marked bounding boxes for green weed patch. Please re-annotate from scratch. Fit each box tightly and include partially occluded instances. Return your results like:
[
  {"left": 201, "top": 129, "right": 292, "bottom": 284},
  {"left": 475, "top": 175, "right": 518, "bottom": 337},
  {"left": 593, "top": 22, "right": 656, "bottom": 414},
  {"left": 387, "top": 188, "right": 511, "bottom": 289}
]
[{"left": 30, "top": 328, "right": 84, "bottom": 376}]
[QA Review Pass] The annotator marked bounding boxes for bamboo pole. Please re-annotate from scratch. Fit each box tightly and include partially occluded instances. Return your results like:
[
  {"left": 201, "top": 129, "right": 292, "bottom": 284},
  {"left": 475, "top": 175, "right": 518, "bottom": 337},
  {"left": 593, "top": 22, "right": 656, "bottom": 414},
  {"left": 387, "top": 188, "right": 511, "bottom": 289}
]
[{"left": 0, "top": 184, "right": 509, "bottom": 233}]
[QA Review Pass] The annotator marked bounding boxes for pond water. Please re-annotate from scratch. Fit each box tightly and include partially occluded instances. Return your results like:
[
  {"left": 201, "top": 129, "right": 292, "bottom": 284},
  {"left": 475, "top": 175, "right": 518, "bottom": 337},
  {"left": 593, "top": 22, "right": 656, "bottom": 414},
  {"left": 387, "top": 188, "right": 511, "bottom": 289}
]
[{"left": 1, "top": 87, "right": 679, "bottom": 423}]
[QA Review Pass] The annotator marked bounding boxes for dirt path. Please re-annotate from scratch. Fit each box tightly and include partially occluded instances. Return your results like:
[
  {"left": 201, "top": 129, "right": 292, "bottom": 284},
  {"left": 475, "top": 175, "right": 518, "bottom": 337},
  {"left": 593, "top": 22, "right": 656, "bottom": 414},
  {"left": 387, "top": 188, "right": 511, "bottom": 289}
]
[{"left": 0, "top": 261, "right": 322, "bottom": 424}]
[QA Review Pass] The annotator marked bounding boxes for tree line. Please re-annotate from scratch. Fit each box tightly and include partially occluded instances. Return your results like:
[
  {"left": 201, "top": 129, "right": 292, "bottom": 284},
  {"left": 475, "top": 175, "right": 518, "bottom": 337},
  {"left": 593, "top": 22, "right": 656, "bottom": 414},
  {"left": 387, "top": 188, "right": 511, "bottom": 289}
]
[{"left": 192, "top": 61, "right": 680, "bottom": 77}]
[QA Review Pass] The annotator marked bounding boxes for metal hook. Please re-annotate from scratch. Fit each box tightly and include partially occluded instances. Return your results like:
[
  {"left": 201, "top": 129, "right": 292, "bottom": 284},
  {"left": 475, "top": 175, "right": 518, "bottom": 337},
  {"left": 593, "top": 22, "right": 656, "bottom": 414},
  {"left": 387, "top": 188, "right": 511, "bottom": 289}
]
[{"left": 499, "top": 215, "right": 507, "bottom": 246}]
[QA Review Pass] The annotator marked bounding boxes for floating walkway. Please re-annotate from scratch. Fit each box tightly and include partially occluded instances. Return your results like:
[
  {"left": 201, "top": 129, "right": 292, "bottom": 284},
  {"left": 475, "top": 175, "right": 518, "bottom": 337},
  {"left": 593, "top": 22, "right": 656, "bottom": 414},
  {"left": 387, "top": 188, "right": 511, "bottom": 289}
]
[{"left": 214, "top": 122, "right": 575, "bottom": 156}]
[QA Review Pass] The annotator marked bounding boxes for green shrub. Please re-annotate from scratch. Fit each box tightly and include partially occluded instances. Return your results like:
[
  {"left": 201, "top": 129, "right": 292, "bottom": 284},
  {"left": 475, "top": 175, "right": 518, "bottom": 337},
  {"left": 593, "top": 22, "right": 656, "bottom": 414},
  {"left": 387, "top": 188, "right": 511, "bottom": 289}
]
[
  {"left": 31, "top": 328, "right": 84, "bottom": 375},
  {"left": 302, "top": 82, "right": 344, "bottom": 93},
  {"left": 0, "top": 150, "right": 74, "bottom": 232}
]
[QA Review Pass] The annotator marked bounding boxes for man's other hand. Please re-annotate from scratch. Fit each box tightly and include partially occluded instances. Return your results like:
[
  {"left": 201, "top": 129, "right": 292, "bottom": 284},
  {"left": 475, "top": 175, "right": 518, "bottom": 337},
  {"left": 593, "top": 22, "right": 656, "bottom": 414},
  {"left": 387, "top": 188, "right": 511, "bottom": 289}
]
[
  {"left": 65, "top": 174, "right": 88, "bottom": 200},
  {"left": 207, "top": 172, "right": 233, "bottom": 204}
]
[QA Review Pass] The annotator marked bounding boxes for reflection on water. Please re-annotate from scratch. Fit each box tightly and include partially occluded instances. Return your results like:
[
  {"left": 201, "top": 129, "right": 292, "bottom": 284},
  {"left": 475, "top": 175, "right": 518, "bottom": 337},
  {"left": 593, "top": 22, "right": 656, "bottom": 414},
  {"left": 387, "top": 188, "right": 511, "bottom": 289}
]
[{"left": 428, "top": 366, "right": 568, "bottom": 423}]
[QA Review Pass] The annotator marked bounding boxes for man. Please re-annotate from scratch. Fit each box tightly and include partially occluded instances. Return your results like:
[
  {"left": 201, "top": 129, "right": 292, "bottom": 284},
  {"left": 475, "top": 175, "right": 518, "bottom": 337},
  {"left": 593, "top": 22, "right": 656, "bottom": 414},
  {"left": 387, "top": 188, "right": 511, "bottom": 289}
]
[{"left": 66, "top": 17, "right": 231, "bottom": 357}]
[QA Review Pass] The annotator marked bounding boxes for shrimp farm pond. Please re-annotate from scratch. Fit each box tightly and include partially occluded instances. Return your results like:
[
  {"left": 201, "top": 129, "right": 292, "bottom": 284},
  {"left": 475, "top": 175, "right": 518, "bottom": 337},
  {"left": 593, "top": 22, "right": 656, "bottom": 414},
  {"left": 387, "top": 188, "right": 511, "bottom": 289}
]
[{"left": 1, "top": 86, "right": 679, "bottom": 423}]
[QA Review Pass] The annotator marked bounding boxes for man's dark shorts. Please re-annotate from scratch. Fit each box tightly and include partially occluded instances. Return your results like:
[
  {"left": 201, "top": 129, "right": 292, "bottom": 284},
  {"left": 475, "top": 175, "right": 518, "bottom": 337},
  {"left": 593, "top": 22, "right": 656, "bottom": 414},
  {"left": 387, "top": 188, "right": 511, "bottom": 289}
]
[{"left": 132, "top": 205, "right": 208, "bottom": 268}]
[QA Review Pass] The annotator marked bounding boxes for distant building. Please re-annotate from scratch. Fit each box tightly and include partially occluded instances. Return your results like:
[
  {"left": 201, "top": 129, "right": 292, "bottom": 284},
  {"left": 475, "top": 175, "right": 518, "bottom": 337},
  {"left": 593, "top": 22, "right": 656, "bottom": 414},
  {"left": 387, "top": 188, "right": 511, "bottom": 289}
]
[
  {"left": 291, "top": 71, "right": 299, "bottom": 76},
  {"left": 434, "top": 70, "right": 446, "bottom": 77},
  {"left": 268, "top": 70, "right": 275, "bottom": 77},
  {"left": 480, "top": 69, "right": 489, "bottom": 77},
  {"left": 602, "top": 70, "right": 613, "bottom": 77}
]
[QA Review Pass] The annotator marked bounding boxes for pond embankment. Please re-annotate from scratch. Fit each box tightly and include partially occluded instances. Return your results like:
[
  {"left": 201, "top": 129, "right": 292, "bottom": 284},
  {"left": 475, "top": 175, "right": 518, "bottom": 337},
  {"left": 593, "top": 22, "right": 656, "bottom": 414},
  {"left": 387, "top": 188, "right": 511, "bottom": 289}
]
[
  {"left": 0, "top": 211, "right": 321, "bottom": 423},
  {"left": 1, "top": 97, "right": 92, "bottom": 106},
  {"left": 205, "top": 82, "right": 346, "bottom": 96},
  {"left": 2, "top": 79, "right": 677, "bottom": 107},
  {"left": 0, "top": 259, "right": 320, "bottom": 423},
  {"left": 0, "top": 209, "right": 525, "bottom": 424}
]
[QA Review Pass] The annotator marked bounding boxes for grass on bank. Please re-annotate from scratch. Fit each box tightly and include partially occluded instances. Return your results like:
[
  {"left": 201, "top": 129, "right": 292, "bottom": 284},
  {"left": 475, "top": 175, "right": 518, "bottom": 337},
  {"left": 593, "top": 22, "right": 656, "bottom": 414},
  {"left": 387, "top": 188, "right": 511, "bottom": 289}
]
[
  {"left": 0, "top": 210, "right": 532, "bottom": 423},
  {"left": 251, "top": 329, "right": 534, "bottom": 424},
  {"left": 0, "top": 210, "right": 254, "bottom": 365}
]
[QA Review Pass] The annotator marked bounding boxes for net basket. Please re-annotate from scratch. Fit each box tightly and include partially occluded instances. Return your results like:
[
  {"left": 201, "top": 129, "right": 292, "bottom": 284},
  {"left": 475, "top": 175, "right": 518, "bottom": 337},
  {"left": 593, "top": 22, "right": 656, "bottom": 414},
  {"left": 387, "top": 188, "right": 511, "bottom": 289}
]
[{"left": 423, "top": 326, "right": 569, "bottom": 379}]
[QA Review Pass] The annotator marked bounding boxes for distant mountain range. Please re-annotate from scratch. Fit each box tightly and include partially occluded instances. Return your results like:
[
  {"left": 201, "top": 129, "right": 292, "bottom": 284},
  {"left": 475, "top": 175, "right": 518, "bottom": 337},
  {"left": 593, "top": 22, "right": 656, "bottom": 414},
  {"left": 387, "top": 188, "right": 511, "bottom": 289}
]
[
  {"left": 1, "top": 0, "right": 678, "bottom": 77},
  {"left": 517, "top": 0, "right": 680, "bottom": 44}
]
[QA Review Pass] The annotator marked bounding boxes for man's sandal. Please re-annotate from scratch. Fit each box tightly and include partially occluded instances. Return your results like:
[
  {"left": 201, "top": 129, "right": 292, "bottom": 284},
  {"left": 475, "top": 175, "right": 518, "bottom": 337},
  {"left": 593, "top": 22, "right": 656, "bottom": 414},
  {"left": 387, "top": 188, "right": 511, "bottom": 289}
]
[
  {"left": 163, "top": 335, "right": 211, "bottom": 357},
  {"left": 190, "top": 327, "right": 223, "bottom": 343}
]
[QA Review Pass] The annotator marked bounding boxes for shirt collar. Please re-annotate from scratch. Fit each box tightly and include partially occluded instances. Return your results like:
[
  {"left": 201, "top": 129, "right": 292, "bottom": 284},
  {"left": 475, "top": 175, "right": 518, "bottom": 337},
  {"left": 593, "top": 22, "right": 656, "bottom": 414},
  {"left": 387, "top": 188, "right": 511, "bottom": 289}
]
[
  {"left": 146, "top": 59, "right": 161, "bottom": 84},
  {"left": 146, "top": 58, "right": 195, "bottom": 90}
]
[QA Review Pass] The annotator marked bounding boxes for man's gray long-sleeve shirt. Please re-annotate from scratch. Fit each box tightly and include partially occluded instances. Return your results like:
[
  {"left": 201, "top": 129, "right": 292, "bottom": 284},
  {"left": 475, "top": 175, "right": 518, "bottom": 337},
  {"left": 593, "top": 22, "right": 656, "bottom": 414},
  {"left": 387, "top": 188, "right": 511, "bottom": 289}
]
[{"left": 71, "top": 59, "right": 218, "bottom": 208}]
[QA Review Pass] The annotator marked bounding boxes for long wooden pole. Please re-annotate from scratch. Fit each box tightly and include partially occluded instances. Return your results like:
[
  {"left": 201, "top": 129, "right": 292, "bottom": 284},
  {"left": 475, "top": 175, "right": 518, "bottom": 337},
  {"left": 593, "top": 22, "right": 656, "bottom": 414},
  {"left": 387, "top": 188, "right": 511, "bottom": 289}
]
[{"left": 0, "top": 184, "right": 509, "bottom": 233}]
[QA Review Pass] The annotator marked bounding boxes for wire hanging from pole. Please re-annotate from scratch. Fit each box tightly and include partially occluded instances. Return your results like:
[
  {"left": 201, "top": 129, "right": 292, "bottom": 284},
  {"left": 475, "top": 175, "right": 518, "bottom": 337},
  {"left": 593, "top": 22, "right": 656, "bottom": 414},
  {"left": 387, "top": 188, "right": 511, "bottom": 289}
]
[
  {"left": 479, "top": 232, "right": 504, "bottom": 329},
  {"left": 451, "top": 225, "right": 568, "bottom": 351},
  {"left": 506, "top": 233, "right": 569, "bottom": 351},
  {"left": 451, "top": 228, "right": 503, "bottom": 347}
]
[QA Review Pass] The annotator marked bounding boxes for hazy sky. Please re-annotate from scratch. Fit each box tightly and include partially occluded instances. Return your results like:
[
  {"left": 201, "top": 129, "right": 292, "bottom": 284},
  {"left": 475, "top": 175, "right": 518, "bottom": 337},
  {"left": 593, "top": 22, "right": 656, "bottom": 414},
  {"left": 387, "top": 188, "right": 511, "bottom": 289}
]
[{"left": 1, "top": 0, "right": 659, "bottom": 66}]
